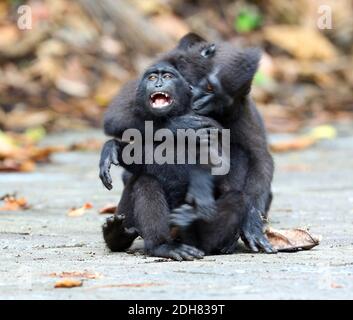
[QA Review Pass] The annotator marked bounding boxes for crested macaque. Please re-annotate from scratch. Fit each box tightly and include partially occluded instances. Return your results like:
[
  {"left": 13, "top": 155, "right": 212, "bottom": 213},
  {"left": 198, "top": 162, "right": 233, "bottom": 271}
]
[
  {"left": 187, "top": 43, "right": 275, "bottom": 253},
  {"left": 100, "top": 33, "right": 275, "bottom": 257},
  {"left": 101, "top": 60, "right": 229, "bottom": 260}
]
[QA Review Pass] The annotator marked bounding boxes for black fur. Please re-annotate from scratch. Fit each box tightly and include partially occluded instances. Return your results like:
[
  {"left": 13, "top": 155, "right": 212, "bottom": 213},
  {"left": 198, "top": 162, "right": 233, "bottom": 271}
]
[
  {"left": 188, "top": 43, "right": 276, "bottom": 253},
  {"left": 101, "top": 60, "right": 227, "bottom": 260}
]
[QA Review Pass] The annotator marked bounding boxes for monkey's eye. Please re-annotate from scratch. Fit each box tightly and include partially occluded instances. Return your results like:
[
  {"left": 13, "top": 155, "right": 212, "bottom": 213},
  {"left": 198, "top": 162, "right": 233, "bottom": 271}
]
[
  {"left": 148, "top": 75, "right": 157, "bottom": 81},
  {"left": 206, "top": 82, "right": 214, "bottom": 93},
  {"left": 163, "top": 73, "right": 173, "bottom": 79}
]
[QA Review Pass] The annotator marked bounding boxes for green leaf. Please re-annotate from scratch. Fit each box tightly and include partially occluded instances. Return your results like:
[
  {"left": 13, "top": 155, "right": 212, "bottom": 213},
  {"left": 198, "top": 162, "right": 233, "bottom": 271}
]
[
  {"left": 234, "top": 7, "right": 262, "bottom": 33},
  {"left": 254, "top": 71, "right": 270, "bottom": 86},
  {"left": 25, "top": 127, "right": 46, "bottom": 142}
]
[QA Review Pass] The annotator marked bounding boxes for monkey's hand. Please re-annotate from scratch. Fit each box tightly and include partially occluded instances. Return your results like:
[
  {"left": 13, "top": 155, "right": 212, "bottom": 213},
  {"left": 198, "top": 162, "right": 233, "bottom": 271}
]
[
  {"left": 241, "top": 207, "right": 277, "bottom": 254},
  {"left": 170, "top": 200, "right": 216, "bottom": 232},
  {"left": 170, "top": 204, "right": 198, "bottom": 229},
  {"left": 166, "top": 114, "right": 219, "bottom": 133},
  {"left": 185, "top": 166, "right": 217, "bottom": 221},
  {"left": 185, "top": 191, "right": 217, "bottom": 221},
  {"left": 148, "top": 243, "right": 204, "bottom": 261},
  {"left": 99, "top": 139, "right": 120, "bottom": 190}
]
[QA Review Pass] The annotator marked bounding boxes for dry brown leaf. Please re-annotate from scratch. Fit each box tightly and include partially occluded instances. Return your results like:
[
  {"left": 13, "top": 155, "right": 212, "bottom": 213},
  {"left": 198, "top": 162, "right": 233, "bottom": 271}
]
[
  {"left": 264, "top": 25, "right": 337, "bottom": 60},
  {"left": 69, "top": 139, "right": 102, "bottom": 151},
  {"left": 265, "top": 227, "right": 321, "bottom": 252},
  {"left": 270, "top": 137, "right": 316, "bottom": 153},
  {"left": 0, "top": 194, "right": 30, "bottom": 211},
  {"left": 0, "top": 159, "right": 36, "bottom": 172},
  {"left": 55, "top": 57, "right": 90, "bottom": 98},
  {"left": 67, "top": 202, "right": 93, "bottom": 217},
  {"left": 49, "top": 271, "right": 101, "bottom": 279},
  {"left": 54, "top": 278, "right": 83, "bottom": 288},
  {"left": 3, "top": 110, "right": 54, "bottom": 131},
  {"left": 99, "top": 204, "right": 117, "bottom": 214},
  {"left": 88, "top": 282, "right": 164, "bottom": 290}
]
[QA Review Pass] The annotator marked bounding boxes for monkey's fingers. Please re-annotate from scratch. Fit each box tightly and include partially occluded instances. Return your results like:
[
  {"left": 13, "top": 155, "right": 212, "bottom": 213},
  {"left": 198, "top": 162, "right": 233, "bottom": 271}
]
[
  {"left": 101, "top": 173, "right": 113, "bottom": 190},
  {"left": 257, "top": 236, "right": 277, "bottom": 254},
  {"left": 192, "top": 95, "right": 214, "bottom": 112},
  {"left": 170, "top": 213, "right": 197, "bottom": 228},
  {"left": 175, "top": 249, "right": 194, "bottom": 261},
  {"left": 242, "top": 232, "right": 259, "bottom": 253},
  {"left": 180, "top": 244, "right": 204, "bottom": 259},
  {"left": 154, "top": 244, "right": 204, "bottom": 261},
  {"left": 99, "top": 162, "right": 113, "bottom": 190},
  {"left": 167, "top": 251, "right": 183, "bottom": 261}
]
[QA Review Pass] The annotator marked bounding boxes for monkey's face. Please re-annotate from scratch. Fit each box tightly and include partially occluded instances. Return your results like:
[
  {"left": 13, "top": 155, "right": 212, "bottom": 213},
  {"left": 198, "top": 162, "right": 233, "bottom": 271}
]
[
  {"left": 191, "top": 69, "right": 233, "bottom": 117},
  {"left": 137, "top": 62, "right": 190, "bottom": 117},
  {"left": 174, "top": 43, "right": 216, "bottom": 86}
]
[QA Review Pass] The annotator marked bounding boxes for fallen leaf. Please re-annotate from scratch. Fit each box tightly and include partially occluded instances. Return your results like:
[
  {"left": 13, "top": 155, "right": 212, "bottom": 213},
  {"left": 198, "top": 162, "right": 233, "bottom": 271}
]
[
  {"left": 54, "top": 278, "right": 83, "bottom": 288},
  {"left": 270, "top": 137, "right": 316, "bottom": 153},
  {"left": 265, "top": 227, "right": 321, "bottom": 252},
  {"left": 67, "top": 203, "right": 93, "bottom": 217},
  {"left": 0, "top": 130, "right": 65, "bottom": 172},
  {"left": 99, "top": 204, "right": 117, "bottom": 214},
  {"left": 87, "top": 282, "right": 164, "bottom": 290},
  {"left": 264, "top": 25, "right": 337, "bottom": 60},
  {"left": 308, "top": 125, "right": 337, "bottom": 140},
  {"left": 69, "top": 139, "right": 102, "bottom": 151},
  {"left": 49, "top": 271, "right": 101, "bottom": 279},
  {"left": 0, "top": 194, "right": 30, "bottom": 211},
  {"left": 270, "top": 125, "right": 337, "bottom": 153}
]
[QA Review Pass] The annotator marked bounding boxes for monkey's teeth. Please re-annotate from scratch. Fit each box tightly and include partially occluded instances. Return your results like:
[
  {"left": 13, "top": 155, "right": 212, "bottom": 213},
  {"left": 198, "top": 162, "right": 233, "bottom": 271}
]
[{"left": 150, "top": 92, "right": 171, "bottom": 108}]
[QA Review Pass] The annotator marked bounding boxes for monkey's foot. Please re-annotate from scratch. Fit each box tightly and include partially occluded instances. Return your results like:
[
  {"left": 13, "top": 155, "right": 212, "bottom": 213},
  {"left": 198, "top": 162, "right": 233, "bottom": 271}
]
[
  {"left": 102, "top": 215, "right": 138, "bottom": 252},
  {"left": 148, "top": 243, "right": 204, "bottom": 261},
  {"left": 241, "top": 207, "right": 277, "bottom": 254}
]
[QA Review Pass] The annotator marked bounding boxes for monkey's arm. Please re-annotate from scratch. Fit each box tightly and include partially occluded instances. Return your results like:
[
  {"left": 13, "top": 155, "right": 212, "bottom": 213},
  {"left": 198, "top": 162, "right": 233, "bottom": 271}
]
[
  {"left": 99, "top": 139, "right": 144, "bottom": 190},
  {"left": 166, "top": 115, "right": 225, "bottom": 222},
  {"left": 103, "top": 79, "right": 145, "bottom": 138},
  {"left": 232, "top": 98, "right": 275, "bottom": 253},
  {"left": 100, "top": 79, "right": 147, "bottom": 189},
  {"left": 233, "top": 99, "right": 273, "bottom": 205}
]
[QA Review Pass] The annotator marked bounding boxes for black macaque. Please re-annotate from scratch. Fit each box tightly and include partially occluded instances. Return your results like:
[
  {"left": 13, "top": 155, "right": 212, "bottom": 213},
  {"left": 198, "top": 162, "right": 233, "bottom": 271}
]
[
  {"left": 100, "top": 33, "right": 216, "bottom": 191},
  {"left": 101, "top": 61, "right": 228, "bottom": 260},
  {"left": 184, "top": 43, "right": 276, "bottom": 253}
]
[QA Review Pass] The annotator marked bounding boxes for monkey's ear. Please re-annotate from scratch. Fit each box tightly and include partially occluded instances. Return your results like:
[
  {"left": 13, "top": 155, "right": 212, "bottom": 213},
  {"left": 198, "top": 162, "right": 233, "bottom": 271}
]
[
  {"left": 201, "top": 44, "right": 216, "bottom": 58},
  {"left": 177, "top": 33, "right": 206, "bottom": 50}
]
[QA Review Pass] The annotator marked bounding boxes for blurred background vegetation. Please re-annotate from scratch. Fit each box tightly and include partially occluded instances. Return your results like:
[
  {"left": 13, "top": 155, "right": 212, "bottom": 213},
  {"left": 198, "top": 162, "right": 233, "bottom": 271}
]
[{"left": 0, "top": 0, "right": 353, "bottom": 172}]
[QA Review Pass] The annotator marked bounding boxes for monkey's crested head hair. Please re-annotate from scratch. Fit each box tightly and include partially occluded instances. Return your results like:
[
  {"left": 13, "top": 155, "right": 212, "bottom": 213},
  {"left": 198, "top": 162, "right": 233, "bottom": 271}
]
[{"left": 157, "top": 33, "right": 217, "bottom": 86}]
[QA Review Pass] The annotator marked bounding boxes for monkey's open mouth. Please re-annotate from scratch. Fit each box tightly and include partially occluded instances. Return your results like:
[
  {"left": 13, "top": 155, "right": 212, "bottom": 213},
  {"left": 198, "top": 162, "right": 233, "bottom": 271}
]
[{"left": 150, "top": 92, "right": 173, "bottom": 109}]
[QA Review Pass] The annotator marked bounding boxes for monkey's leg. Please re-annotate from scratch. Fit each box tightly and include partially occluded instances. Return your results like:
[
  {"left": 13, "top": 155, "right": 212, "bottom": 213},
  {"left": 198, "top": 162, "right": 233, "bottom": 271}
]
[
  {"left": 102, "top": 178, "right": 139, "bottom": 252},
  {"left": 171, "top": 191, "right": 246, "bottom": 255},
  {"left": 131, "top": 174, "right": 204, "bottom": 261},
  {"left": 194, "top": 191, "right": 246, "bottom": 254},
  {"left": 240, "top": 189, "right": 276, "bottom": 254}
]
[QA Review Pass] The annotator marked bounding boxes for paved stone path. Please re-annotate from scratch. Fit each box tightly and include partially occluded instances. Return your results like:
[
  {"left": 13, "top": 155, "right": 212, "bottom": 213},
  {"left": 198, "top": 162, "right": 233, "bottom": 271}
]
[{"left": 1, "top": 126, "right": 353, "bottom": 299}]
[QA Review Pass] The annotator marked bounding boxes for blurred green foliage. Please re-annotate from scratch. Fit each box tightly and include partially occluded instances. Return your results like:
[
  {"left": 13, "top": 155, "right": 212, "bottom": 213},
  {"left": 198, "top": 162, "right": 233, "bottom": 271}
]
[{"left": 234, "top": 7, "right": 262, "bottom": 33}]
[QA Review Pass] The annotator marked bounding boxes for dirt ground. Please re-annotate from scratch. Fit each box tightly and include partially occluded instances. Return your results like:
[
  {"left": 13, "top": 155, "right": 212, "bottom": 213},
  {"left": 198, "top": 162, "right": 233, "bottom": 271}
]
[{"left": 1, "top": 126, "right": 353, "bottom": 300}]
